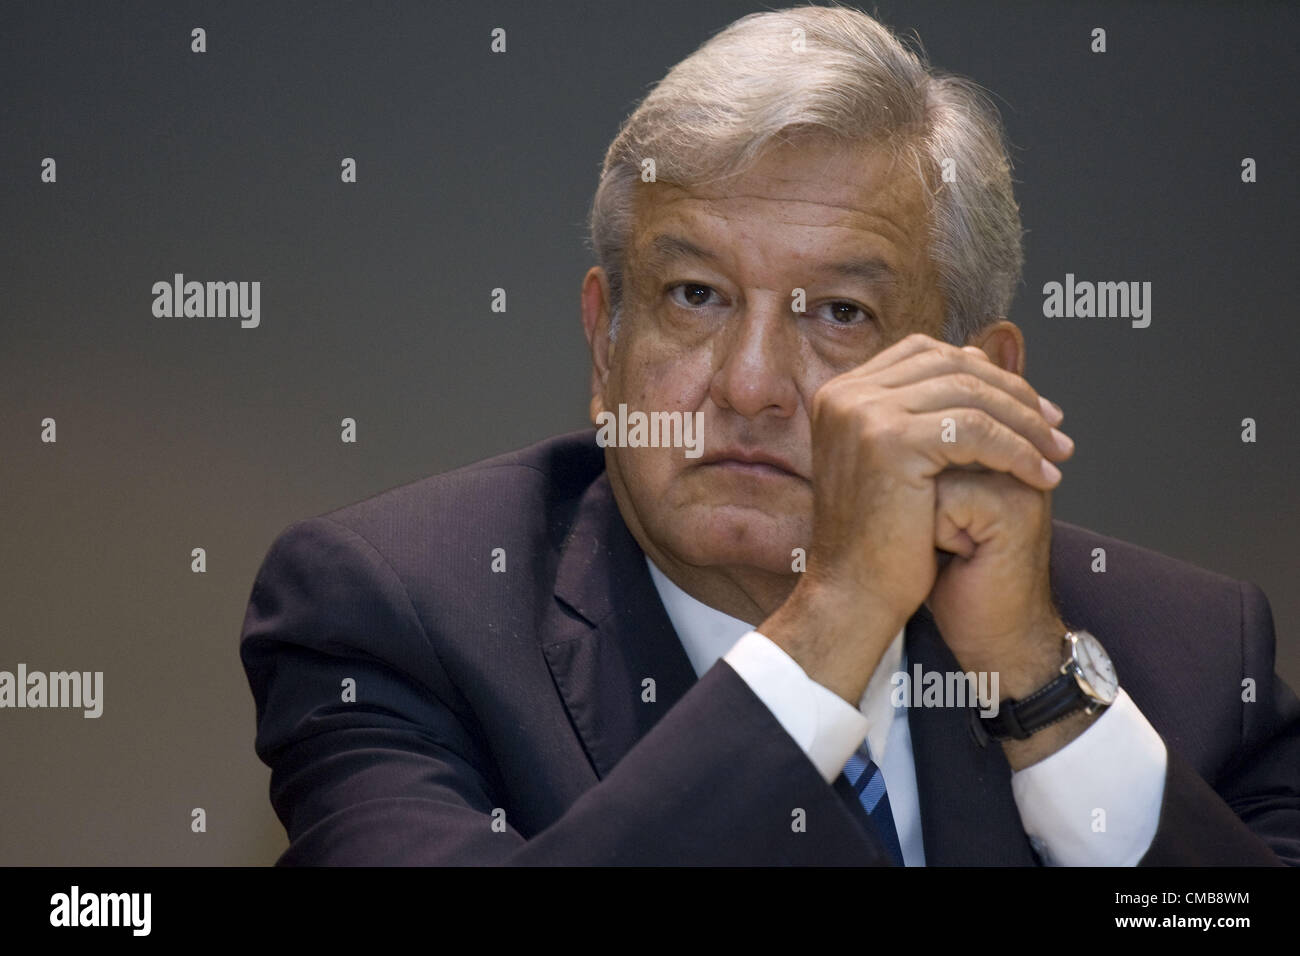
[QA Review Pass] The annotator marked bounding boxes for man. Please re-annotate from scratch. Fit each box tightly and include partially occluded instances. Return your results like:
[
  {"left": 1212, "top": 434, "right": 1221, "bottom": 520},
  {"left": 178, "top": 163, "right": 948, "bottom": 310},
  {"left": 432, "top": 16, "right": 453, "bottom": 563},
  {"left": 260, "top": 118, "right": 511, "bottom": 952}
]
[{"left": 239, "top": 5, "right": 1300, "bottom": 865}]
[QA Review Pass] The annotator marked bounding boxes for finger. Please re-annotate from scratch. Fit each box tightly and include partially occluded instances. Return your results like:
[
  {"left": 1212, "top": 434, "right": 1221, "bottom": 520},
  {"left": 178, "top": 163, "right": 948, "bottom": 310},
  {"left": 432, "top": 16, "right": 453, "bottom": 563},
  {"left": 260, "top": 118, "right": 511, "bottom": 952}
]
[
  {"left": 962, "top": 346, "right": 1064, "bottom": 425},
  {"left": 886, "top": 374, "right": 1074, "bottom": 462},
  {"left": 933, "top": 469, "right": 1030, "bottom": 556},
  {"left": 908, "top": 409, "right": 1063, "bottom": 490},
  {"left": 933, "top": 468, "right": 1050, "bottom": 554},
  {"left": 934, "top": 516, "right": 977, "bottom": 559},
  {"left": 845, "top": 331, "right": 950, "bottom": 378},
  {"left": 862, "top": 339, "right": 1058, "bottom": 425}
]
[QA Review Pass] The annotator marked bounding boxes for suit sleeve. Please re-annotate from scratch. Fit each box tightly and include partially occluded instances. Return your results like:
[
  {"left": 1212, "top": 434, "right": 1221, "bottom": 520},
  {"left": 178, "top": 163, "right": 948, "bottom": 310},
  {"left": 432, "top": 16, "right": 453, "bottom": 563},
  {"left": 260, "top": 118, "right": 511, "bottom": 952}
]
[
  {"left": 239, "top": 516, "right": 889, "bottom": 866},
  {"left": 1139, "top": 580, "right": 1300, "bottom": 866}
]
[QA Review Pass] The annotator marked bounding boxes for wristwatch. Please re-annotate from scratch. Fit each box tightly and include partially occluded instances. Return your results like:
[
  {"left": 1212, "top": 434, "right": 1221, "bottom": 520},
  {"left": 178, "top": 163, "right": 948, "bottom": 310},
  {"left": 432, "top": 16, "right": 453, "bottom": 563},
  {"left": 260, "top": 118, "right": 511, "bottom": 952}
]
[{"left": 970, "top": 629, "right": 1119, "bottom": 747}]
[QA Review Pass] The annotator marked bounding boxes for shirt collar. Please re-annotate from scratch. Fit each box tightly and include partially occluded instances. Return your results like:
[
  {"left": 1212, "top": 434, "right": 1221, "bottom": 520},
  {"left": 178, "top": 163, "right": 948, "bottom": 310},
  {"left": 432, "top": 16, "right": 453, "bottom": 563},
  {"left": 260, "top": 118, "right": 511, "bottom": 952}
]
[{"left": 645, "top": 555, "right": 905, "bottom": 763}]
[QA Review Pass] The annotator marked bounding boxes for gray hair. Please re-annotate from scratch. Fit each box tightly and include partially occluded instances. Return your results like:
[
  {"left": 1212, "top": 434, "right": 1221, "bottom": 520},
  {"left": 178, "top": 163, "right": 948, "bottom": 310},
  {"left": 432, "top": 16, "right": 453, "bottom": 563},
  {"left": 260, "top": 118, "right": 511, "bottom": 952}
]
[{"left": 587, "top": 4, "right": 1023, "bottom": 346}]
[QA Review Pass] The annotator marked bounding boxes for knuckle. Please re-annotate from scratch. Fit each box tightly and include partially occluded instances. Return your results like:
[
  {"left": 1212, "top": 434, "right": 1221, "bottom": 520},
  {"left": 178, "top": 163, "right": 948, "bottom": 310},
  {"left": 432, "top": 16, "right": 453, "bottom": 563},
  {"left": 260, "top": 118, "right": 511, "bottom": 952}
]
[
  {"left": 956, "top": 407, "right": 990, "bottom": 439},
  {"left": 863, "top": 408, "right": 905, "bottom": 446},
  {"left": 951, "top": 372, "right": 987, "bottom": 401},
  {"left": 812, "top": 381, "right": 848, "bottom": 420},
  {"left": 929, "top": 348, "right": 962, "bottom": 376}
]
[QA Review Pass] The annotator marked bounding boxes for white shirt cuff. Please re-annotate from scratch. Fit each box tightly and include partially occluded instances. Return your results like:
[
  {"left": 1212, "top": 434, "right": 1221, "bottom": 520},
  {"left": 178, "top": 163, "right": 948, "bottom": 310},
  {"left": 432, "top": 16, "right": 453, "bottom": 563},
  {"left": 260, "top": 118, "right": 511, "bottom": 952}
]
[
  {"left": 1010, "top": 687, "right": 1167, "bottom": 866},
  {"left": 724, "top": 629, "right": 869, "bottom": 783}
]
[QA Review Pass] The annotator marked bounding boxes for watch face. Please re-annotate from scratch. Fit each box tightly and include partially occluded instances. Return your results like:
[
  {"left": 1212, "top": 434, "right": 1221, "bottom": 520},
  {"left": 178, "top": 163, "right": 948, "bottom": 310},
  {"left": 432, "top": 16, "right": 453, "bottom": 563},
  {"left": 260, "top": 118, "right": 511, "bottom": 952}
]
[{"left": 1072, "top": 631, "right": 1119, "bottom": 704}]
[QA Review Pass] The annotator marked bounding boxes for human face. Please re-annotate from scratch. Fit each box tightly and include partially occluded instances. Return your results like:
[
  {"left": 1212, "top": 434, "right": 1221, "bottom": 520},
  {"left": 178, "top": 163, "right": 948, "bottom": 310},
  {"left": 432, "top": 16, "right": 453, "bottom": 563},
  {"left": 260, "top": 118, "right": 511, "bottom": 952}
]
[{"left": 585, "top": 136, "right": 948, "bottom": 601}]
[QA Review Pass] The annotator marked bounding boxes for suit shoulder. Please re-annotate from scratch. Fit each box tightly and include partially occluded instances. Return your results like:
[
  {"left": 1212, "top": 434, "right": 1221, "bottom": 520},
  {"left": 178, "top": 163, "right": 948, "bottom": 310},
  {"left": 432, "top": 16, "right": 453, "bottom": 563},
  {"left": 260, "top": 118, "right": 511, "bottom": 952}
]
[
  {"left": 256, "top": 429, "right": 603, "bottom": 580},
  {"left": 1052, "top": 519, "right": 1245, "bottom": 598},
  {"left": 323, "top": 427, "right": 601, "bottom": 540}
]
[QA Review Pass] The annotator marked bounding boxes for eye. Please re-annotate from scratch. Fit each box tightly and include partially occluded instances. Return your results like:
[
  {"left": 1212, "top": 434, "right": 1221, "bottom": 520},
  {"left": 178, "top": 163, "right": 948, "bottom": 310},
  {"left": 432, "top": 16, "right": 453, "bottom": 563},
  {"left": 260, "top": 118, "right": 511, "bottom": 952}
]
[
  {"left": 815, "top": 300, "right": 873, "bottom": 326},
  {"left": 667, "top": 283, "right": 721, "bottom": 308}
]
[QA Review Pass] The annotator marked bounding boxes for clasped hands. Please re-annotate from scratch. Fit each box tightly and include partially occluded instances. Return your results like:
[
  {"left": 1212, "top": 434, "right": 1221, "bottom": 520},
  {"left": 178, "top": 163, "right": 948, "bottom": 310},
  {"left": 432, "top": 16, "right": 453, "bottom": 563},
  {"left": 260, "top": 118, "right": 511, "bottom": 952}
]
[{"left": 761, "top": 332, "right": 1087, "bottom": 768}]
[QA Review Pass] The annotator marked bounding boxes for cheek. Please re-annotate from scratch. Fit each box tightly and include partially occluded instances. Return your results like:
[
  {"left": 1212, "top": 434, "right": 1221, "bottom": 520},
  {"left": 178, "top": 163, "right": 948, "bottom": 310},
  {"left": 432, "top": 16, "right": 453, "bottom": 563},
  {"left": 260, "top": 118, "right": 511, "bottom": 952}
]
[
  {"left": 612, "top": 448, "right": 690, "bottom": 532},
  {"left": 611, "top": 337, "right": 715, "bottom": 411}
]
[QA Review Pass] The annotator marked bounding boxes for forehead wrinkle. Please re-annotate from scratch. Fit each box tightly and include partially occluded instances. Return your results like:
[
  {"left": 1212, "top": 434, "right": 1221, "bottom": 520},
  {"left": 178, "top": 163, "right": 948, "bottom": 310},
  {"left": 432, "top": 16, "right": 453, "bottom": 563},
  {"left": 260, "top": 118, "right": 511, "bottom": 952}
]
[
  {"left": 687, "top": 193, "right": 922, "bottom": 251},
  {"left": 634, "top": 174, "right": 931, "bottom": 296}
]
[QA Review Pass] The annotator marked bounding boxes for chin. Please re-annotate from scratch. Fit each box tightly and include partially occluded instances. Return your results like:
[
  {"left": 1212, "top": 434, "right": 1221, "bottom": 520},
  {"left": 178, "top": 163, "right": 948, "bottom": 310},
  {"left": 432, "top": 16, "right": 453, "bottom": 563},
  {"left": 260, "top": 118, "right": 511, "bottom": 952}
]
[{"left": 662, "top": 504, "right": 806, "bottom": 576}]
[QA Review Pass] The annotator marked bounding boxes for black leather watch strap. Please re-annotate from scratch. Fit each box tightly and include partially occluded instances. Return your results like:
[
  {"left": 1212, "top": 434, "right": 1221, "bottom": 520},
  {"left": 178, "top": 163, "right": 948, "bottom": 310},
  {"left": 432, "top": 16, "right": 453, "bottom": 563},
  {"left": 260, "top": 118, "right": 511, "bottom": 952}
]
[{"left": 972, "top": 669, "right": 1086, "bottom": 745}]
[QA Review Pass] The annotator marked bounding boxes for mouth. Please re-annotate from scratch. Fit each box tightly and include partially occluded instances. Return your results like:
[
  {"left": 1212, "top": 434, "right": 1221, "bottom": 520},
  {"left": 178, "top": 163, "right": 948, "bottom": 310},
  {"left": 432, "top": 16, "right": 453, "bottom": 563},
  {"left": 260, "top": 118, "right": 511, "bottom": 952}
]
[{"left": 697, "top": 449, "right": 804, "bottom": 479}]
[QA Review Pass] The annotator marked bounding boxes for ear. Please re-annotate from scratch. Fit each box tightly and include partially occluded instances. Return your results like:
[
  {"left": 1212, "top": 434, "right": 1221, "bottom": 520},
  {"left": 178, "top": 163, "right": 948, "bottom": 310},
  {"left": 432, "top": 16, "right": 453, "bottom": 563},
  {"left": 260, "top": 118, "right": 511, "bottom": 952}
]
[
  {"left": 966, "top": 319, "right": 1026, "bottom": 375},
  {"left": 581, "top": 266, "right": 615, "bottom": 422}
]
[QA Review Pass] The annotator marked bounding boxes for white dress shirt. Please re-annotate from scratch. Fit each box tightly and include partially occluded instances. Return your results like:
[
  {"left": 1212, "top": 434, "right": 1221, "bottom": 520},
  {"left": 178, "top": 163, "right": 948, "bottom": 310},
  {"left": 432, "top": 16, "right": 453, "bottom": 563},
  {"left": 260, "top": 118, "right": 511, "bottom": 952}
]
[{"left": 645, "top": 555, "right": 1168, "bottom": 866}]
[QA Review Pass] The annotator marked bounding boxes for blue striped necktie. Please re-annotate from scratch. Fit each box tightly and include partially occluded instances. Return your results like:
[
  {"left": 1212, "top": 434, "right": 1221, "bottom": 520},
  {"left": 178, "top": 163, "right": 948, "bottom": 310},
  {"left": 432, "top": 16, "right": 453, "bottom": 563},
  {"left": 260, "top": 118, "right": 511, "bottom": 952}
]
[{"left": 842, "top": 740, "right": 905, "bottom": 866}]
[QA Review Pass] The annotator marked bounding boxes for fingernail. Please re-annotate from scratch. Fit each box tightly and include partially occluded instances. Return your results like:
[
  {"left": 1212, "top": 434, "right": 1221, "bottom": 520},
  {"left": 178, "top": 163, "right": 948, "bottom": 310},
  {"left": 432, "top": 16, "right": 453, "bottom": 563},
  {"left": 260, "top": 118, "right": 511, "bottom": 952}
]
[
  {"left": 1039, "top": 396, "right": 1064, "bottom": 424},
  {"left": 1051, "top": 427, "right": 1074, "bottom": 454},
  {"left": 1041, "top": 459, "right": 1062, "bottom": 484}
]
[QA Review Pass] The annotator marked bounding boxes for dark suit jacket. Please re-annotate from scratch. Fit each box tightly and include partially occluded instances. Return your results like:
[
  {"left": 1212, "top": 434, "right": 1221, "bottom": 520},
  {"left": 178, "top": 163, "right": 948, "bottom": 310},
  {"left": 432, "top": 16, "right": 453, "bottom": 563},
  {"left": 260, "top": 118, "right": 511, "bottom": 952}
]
[{"left": 239, "top": 429, "right": 1300, "bottom": 865}]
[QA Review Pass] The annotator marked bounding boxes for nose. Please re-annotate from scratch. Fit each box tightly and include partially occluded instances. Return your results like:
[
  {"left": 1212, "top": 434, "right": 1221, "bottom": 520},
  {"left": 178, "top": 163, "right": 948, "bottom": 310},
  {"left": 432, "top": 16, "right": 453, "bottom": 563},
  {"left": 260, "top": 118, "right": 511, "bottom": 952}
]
[{"left": 708, "top": 293, "right": 800, "bottom": 419}]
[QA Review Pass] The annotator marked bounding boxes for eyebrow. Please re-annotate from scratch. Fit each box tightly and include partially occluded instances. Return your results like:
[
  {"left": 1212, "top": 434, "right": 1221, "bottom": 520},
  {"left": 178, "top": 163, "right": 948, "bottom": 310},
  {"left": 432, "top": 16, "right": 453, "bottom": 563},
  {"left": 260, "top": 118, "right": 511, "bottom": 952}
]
[
  {"left": 819, "top": 257, "right": 898, "bottom": 290},
  {"left": 645, "top": 234, "right": 720, "bottom": 269},
  {"left": 643, "top": 232, "right": 897, "bottom": 291}
]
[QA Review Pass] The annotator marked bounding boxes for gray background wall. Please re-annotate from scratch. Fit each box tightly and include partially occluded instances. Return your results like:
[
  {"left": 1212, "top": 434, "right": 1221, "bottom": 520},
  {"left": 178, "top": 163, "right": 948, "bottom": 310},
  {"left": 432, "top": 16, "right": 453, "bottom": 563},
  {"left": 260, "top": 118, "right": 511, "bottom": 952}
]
[{"left": 1, "top": 0, "right": 1295, "bottom": 865}]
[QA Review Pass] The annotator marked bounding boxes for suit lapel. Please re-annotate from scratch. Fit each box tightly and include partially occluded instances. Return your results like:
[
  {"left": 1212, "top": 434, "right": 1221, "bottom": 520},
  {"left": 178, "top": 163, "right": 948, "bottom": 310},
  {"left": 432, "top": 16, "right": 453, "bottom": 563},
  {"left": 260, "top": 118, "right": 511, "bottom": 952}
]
[
  {"left": 905, "top": 603, "right": 1040, "bottom": 865},
  {"left": 542, "top": 472, "right": 699, "bottom": 780}
]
